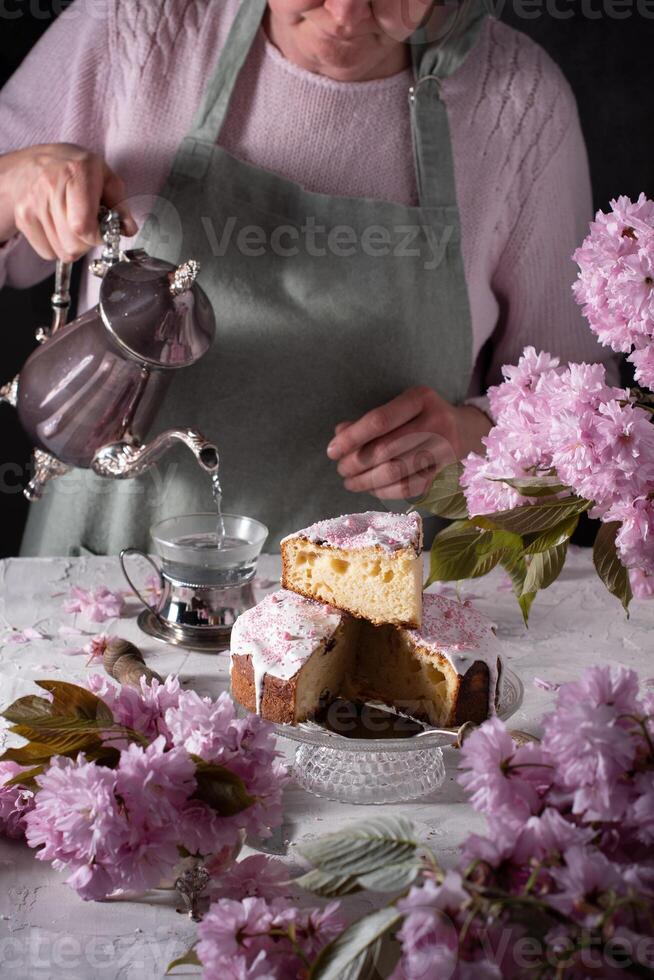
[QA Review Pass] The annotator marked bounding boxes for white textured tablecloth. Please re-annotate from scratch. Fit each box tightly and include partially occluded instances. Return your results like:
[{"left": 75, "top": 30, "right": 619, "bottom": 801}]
[{"left": 0, "top": 549, "right": 652, "bottom": 979}]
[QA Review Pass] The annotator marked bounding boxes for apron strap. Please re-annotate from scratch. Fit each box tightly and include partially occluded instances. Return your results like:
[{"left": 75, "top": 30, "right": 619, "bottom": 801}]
[
  {"left": 409, "top": 0, "right": 490, "bottom": 212},
  {"left": 191, "top": 0, "right": 268, "bottom": 145}
]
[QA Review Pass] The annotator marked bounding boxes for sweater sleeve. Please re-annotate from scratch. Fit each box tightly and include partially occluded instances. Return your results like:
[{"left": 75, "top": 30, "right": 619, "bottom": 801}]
[
  {"left": 485, "top": 92, "right": 621, "bottom": 390},
  {"left": 0, "top": 0, "right": 111, "bottom": 292}
]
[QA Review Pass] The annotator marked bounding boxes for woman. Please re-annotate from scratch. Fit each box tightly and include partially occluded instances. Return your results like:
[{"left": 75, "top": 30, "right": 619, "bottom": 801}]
[{"left": 0, "top": 0, "right": 615, "bottom": 555}]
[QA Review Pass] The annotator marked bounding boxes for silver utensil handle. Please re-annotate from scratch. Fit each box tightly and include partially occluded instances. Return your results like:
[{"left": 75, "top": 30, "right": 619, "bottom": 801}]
[
  {"left": 45, "top": 207, "right": 121, "bottom": 339},
  {"left": 49, "top": 259, "right": 73, "bottom": 336}
]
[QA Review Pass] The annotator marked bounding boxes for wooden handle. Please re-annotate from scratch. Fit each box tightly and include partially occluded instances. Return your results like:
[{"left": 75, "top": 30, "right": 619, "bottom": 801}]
[{"left": 103, "top": 638, "right": 163, "bottom": 690}]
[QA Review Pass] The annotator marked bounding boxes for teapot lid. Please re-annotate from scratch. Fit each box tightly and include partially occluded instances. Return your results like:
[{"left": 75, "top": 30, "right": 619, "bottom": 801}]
[{"left": 99, "top": 251, "right": 215, "bottom": 368}]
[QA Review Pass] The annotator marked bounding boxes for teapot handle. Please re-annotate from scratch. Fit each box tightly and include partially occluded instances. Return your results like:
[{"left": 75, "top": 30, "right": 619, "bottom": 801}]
[
  {"left": 36, "top": 208, "right": 122, "bottom": 343},
  {"left": 35, "top": 259, "right": 73, "bottom": 343},
  {"left": 50, "top": 259, "right": 73, "bottom": 335}
]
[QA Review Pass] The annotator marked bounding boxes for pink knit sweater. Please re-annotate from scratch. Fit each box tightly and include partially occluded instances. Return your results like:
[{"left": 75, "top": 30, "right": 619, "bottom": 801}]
[{"left": 0, "top": 0, "right": 618, "bottom": 394}]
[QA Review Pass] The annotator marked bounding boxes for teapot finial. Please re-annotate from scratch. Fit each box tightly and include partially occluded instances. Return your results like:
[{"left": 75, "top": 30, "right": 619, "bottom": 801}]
[{"left": 170, "top": 260, "right": 201, "bottom": 296}]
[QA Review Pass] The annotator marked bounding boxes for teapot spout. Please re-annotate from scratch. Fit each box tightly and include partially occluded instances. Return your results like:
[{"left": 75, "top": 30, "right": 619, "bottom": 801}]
[{"left": 91, "top": 430, "right": 219, "bottom": 479}]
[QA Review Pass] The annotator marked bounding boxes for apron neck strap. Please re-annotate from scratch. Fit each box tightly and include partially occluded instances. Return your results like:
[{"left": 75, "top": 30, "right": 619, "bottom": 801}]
[
  {"left": 411, "top": 0, "right": 490, "bottom": 81},
  {"left": 408, "top": 0, "right": 490, "bottom": 212},
  {"left": 191, "top": 0, "right": 268, "bottom": 144}
]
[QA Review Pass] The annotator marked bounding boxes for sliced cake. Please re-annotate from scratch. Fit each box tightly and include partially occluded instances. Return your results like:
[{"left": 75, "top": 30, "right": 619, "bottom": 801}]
[
  {"left": 280, "top": 511, "right": 423, "bottom": 628},
  {"left": 230, "top": 589, "right": 502, "bottom": 728},
  {"left": 230, "top": 589, "right": 358, "bottom": 725},
  {"left": 353, "top": 593, "right": 503, "bottom": 727}
]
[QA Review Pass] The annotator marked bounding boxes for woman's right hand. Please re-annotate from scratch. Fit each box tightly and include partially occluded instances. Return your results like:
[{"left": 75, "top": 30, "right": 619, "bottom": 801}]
[{"left": 0, "top": 143, "right": 138, "bottom": 261}]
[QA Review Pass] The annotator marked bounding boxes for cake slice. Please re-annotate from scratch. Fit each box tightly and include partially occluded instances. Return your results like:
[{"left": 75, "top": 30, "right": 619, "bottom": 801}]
[
  {"left": 280, "top": 511, "right": 423, "bottom": 628},
  {"left": 353, "top": 593, "right": 503, "bottom": 727},
  {"left": 230, "top": 589, "right": 359, "bottom": 725},
  {"left": 230, "top": 588, "right": 503, "bottom": 729}
]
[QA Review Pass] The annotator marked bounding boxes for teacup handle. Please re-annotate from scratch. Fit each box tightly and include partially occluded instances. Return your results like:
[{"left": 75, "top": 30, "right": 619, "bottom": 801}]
[{"left": 119, "top": 548, "right": 166, "bottom": 617}]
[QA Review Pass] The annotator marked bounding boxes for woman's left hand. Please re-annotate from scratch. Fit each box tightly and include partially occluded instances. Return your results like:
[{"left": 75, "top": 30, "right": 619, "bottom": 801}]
[{"left": 327, "top": 386, "right": 492, "bottom": 500}]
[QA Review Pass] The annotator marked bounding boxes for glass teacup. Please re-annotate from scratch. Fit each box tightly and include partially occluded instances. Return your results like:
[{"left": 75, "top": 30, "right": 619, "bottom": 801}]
[{"left": 120, "top": 513, "right": 268, "bottom": 650}]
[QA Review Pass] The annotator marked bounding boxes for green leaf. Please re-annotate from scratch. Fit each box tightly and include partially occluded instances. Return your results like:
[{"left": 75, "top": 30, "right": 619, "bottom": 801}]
[
  {"left": 166, "top": 947, "right": 201, "bottom": 973},
  {"left": 523, "top": 543, "right": 568, "bottom": 594},
  {"left": 593, "top": 522, "right": 632, "bottom": 614},
  {"left": 473, "top": 496, "right": 590, "bottom": 536},
  {"left": 410, "top": 463, "right": 468, "bottom": 519},
  {"left": 522, "top": 514, "right": 580, "bottom": 555},
  {"left": 295, "top": 868, "right": 362, "bottom": 898},
  {"left": 491, "top": 475, "right": 569, "bottom": 497},
  {"left": 476, "top": 528, "right": 523, "bottom": 555},
  {"left": 299, "top": 817, "right": 417, "bottom": 876},
  {"left": 356, "top": 861, "right": 421, "bottom": 893},
  {"left": 501, "top": 554, "right": 536, "bottom": 626},
  {"left": 426, "top": 522, "right": 491, "bottom": 583},
  {"left": 426, "top": 521, "right": 522, "bottom": 586},
  {"left": 309, "top": 907, "right": 402, "bottom": 980},
  {"left": 192, "top": 759, "right": 255, "bottom": 817}
]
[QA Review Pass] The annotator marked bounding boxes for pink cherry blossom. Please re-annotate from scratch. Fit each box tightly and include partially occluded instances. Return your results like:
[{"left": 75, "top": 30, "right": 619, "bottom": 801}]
[
  {"left": 0, "top": 762, "right": 35, "bottom": 839},
  {"left": 508, "top": 807, "right": 595, "bottom": 865},
  {"left": 5, "top": 627, "right": 45, "bottom": 644},
  {"left": 630, "top": 567, "right": 654, "bottom": 598},
  {"left": 533, "top": 677, "right": 561, "bottom": 692},
  {"left": 114, "top": 736, "right": 196, "bottom": 829},
  {"left": 548, "top": 846, "right": 623, "bottom": 925},
  {"left": 86, "top": 673, "right": 181, "bottom": 747},
  {"left": 605, "top": 496, "right": 654, "bottom": 571},
  {"left": 24, "top": 755, "right": 127, "bottom": 900},
  {"left": 66, "top": 632, "right": 113, "bottom": 664},
  {"left": 197, "top": 896, "right": 342, "bottom": 979},
  {"left": 165, "top": 690, "right": 289, "bottom": 841},
  {"left": 459, "top": 718, "right": 552, "bottom": 826},
  {"left": 542, "top": 666, "right": 639, "bottom": 821},
  {"left": 209, "top": 854, "right": 289, "bottom": 902},
  {"left": 573, "top": 194, "right": 654, "bottom": 353},
  {"left": 63, "top": 585, "right": 125, "bottom": 622},
  {"left": 629, "top": 341, "right": 654, "bottom": 390},
  {"left": 632, "top": 772, "right": 654, "bottom": 845}
]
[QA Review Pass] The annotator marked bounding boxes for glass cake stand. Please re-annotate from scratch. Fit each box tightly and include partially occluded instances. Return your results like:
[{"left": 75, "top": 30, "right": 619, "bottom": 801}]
[{"left": 270, "top": 668, "right": 523, "bottom": 805}]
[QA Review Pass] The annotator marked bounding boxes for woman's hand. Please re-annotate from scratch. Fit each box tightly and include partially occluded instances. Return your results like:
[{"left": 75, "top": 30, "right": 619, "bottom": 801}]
[
  {"left": 0, "top": 143, "right": 137, "bottom": 260},
  {"left": 327, "top": 385, "right": 492, "bottom": 500}
]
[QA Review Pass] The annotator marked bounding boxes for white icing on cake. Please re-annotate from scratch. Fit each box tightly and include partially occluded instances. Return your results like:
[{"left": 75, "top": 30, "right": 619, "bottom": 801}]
[
  {"left": 231, "top": 587, "right": 502, "bottom": 721},
  {"left": 230, "top": 589, "right": 343, "bottom": 711},
  {"left": 281, "top": 511, "right": 421, "bottom": 553},
  {"left": 406, "top": 593, "right": 502, "bottom": 716}
]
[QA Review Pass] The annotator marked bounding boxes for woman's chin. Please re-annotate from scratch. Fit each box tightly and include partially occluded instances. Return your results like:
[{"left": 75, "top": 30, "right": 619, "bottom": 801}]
[{"left": 304, "top": 36, "right": 406, "bottom": 82}]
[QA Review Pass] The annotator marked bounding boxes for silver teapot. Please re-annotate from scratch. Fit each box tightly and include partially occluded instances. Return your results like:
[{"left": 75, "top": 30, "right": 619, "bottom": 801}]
[{"left": 0, "top": 209, "right": 219, "bottom": 500}]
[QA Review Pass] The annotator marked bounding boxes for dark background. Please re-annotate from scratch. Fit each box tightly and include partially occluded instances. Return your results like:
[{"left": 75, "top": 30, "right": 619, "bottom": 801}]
[{"left": 0, "top": 1, "right": 653, "bottom": 556}]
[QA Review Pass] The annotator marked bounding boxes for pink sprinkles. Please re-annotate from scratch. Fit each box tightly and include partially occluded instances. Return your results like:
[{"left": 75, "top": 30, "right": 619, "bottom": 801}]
[
  {"left": 408, "top": 594, "right": 499, "bottom": 664},
  {"left": 283, "top": 511, "right": 421, "bottom": 553}
]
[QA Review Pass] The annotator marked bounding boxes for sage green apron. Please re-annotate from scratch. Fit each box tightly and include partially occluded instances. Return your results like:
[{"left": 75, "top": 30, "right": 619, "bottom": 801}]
[{"left": 20, "top": 0, "right": 488, "bottom": 557}]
